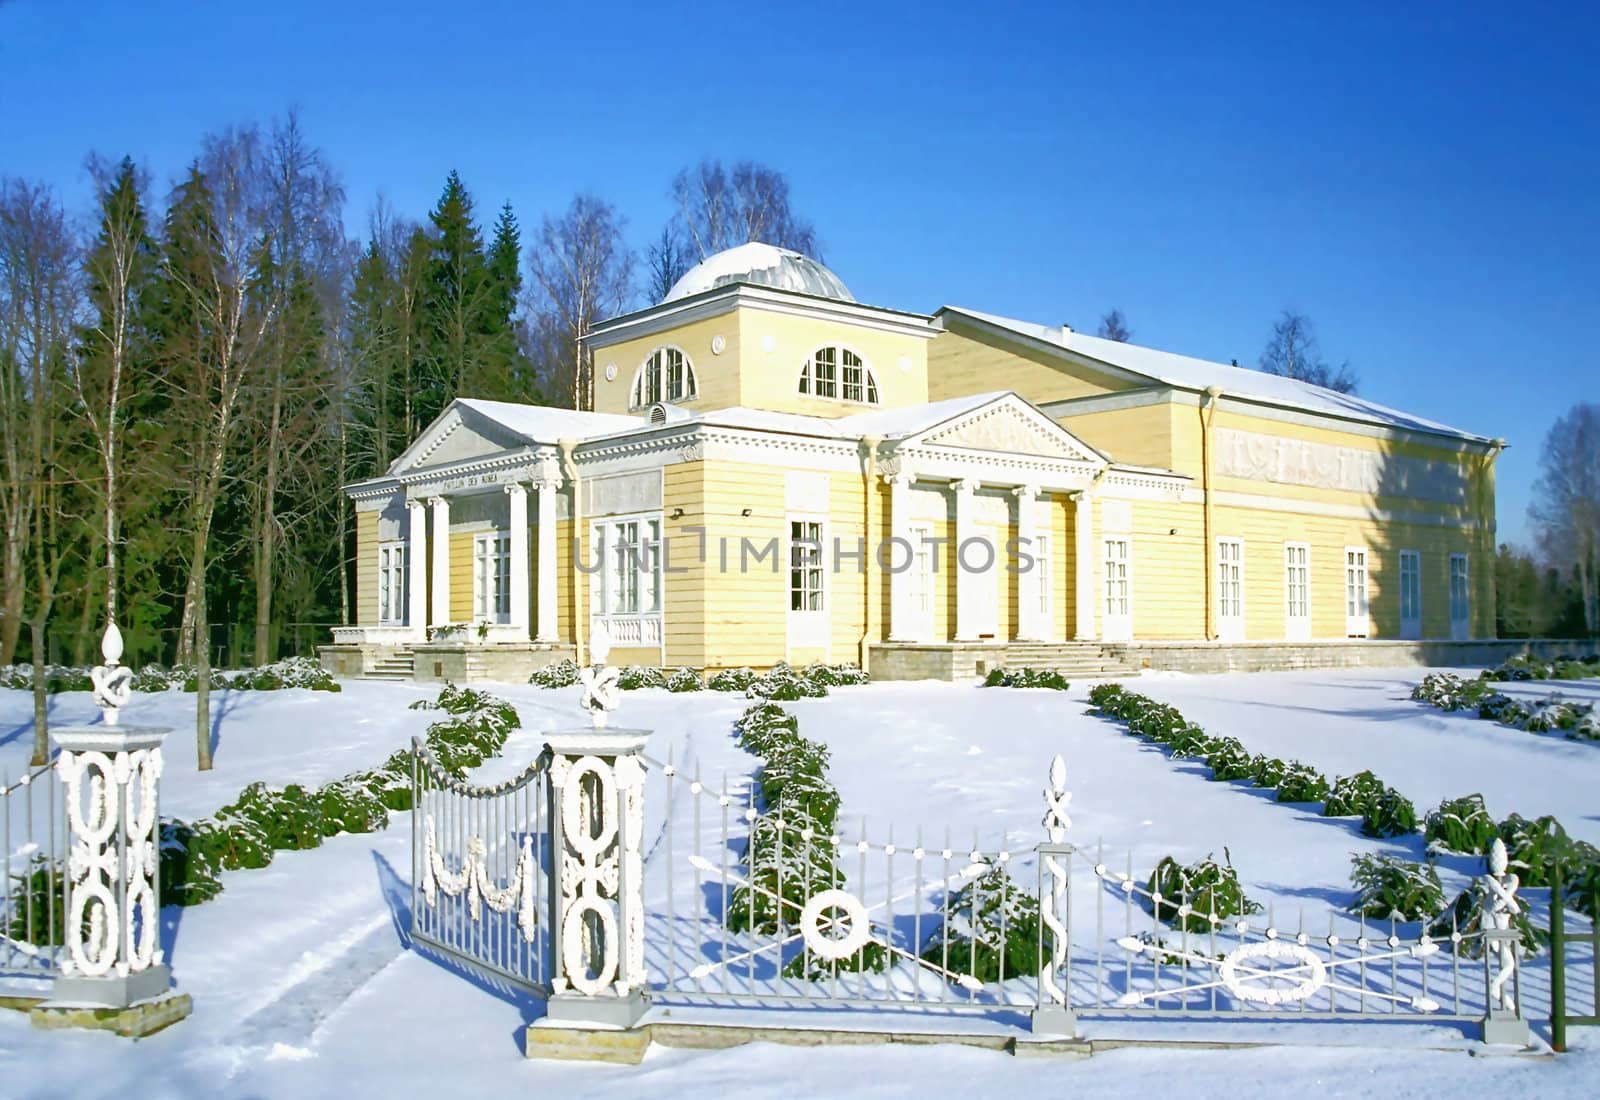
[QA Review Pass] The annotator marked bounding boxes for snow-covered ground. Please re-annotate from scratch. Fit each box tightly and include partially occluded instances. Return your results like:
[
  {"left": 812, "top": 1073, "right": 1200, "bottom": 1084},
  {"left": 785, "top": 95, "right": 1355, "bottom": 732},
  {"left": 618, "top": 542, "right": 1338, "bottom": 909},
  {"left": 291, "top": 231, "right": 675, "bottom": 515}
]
[{"left": 1, "top": 667, "right": 1597, "bottom": 1098}]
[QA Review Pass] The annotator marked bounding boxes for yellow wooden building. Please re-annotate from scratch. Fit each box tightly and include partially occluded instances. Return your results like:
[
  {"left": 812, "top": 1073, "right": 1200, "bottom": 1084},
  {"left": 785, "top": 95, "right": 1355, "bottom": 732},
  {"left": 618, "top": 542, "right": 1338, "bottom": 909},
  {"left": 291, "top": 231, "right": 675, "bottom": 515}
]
[{"left": 321, "top": 242, "right": 1501, "bottom": 681}]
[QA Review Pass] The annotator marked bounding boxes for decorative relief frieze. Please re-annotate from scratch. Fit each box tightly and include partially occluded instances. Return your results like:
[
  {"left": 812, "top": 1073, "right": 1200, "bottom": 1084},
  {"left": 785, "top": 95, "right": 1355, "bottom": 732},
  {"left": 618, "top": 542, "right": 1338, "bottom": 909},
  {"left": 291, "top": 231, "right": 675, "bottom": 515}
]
[{"left": 1215, "top": 427, "right": 1466, "bottom": 504}]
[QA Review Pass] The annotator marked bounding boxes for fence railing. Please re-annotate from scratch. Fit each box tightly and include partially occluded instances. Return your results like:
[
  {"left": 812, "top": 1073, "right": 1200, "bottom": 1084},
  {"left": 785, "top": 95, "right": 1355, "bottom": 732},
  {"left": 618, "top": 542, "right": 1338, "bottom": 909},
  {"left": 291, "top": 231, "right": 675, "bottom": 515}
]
[{"left": 1, "top": 762, "right": 65, "bottom": 990}]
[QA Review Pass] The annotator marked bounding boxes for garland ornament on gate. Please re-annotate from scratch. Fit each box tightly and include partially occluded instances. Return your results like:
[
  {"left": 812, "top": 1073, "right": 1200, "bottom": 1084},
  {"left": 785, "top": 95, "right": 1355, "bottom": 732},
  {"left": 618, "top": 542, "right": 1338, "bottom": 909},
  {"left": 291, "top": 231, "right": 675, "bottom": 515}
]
[{"left": 420, "top": 815, "right": 538, "bottom": 942}]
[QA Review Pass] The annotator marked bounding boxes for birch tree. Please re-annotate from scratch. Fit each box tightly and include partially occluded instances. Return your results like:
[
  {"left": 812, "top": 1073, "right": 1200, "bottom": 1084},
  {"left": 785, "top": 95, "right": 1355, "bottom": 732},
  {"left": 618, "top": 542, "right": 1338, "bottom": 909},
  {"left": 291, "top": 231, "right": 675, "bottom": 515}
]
[
  {"left": 1258, "top": 311, "right": 1357, "bottom": 394},
  {"left": 525, "top": 194, "right": 633, "bottom": 410},
  {"left": 670, "top": 160, "right": 819, "bottom": 260},
  {"left": 1530, "top": 403, "right": 1600, "bottom": 635}
]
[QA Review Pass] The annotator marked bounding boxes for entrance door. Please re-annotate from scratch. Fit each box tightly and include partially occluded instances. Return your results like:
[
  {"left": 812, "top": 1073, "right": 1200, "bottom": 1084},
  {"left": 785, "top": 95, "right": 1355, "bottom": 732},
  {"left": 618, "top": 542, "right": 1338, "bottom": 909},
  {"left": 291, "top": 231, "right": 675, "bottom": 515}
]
[
  {"left": 1284, "top": 543, "right": 1310, "bottom": 642},
  {"left": 1103, "top": 537, "right": 1132, "bottom": 642},
  {"left": 1345, "top": 547, "right": 1369, "bottom": 638},
  {"left": 1399, "top": 550, "right": 1422, "bottom": 640},
  {"left": 787, "top": 518, "right": 828, "bottom": 654},
  {"left": 1216, "top": 538, "right": 1244, "bottom": 642},
  {"left": 903, "top": 522, "right": 936, "bottom": 641},
  {"left": 1449, "top": 553, "right": 1470, "bottom": 640}
]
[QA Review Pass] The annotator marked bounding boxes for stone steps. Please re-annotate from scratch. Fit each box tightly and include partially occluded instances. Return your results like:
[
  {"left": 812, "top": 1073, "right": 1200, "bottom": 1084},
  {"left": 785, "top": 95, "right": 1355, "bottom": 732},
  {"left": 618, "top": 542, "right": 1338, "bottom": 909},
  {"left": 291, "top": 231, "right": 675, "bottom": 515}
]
[{"left": 365, "top": 648, "right": 415, "bottom": 681}]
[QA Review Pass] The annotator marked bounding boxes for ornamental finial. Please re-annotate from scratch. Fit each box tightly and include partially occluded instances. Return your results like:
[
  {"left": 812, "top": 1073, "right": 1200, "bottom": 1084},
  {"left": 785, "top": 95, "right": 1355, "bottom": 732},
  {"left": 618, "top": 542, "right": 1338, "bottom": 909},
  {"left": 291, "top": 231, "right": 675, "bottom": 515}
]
[
  {"left": 89, "top": 621, "right": 134, "bottom": 725},
  {"left": 579, "top": 623, "right": 622, "bottom": 729}
]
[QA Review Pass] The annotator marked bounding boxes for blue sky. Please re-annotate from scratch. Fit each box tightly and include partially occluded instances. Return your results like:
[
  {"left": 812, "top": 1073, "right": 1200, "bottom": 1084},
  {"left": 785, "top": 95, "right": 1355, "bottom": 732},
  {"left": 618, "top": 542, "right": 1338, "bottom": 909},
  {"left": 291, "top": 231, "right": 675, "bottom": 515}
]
[{"left": 3, "top": 0, "right": 1595, "bottom": 545}]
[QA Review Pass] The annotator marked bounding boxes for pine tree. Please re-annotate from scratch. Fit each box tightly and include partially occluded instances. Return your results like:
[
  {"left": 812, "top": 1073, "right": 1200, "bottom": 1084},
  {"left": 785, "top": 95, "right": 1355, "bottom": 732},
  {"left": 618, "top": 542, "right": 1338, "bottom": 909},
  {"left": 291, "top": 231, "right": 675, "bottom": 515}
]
[{"left": 418, "top": 170, "right": 493, "bottom": 425}]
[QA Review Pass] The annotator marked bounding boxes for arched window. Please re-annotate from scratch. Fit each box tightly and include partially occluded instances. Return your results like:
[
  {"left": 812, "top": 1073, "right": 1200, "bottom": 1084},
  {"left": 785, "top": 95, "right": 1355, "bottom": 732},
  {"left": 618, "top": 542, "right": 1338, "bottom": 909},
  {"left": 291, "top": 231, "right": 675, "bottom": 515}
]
[
  {"left": 797, "top": 346, "right": 879, "bottom": 405},
  {"left": 631, "top": 347, "right": 698, "bottom": 408}
]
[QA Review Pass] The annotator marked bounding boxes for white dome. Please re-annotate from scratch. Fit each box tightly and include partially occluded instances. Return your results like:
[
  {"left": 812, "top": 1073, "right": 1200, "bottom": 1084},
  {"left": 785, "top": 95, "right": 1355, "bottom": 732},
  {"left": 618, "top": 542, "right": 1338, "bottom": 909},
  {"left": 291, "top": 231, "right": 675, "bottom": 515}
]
[{"left": 664, "top": 241, "right": 853, "bottom": 304}]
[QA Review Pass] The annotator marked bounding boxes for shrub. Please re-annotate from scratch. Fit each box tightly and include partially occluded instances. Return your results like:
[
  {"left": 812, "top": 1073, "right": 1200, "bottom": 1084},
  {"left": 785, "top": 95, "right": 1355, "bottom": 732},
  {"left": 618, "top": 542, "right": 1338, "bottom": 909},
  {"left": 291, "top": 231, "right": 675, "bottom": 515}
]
[
  {"left": 665, "top": 667, "right": 703, "bottom": 692},
  {"left": 1274, "top": 762, "right": 1332, "bottom": 803},
  {"left": 1519, "top": 698, "right": 1586, "bottom": 733},
  {"left": 1567, "top": 858, "right": 1600, "bottom": 920},
  {"left": 1249, "top": 755, "right": 1292, "bottom": 790},
  {"left": 1411, "top": 672, "right": 1494, "bottom": 711},
  {"left": 1164, "top": 725, "right": 1214, "bottom": 759},
  {"left": 193, "top": 805, "right": 274, "bottom": 872},
  {"left": 5, "top": 855, "right": 66, "bottom": 945},
  {"left": 1476, "top": 692, "right": 1520, "bottom": 722},
  {"left": 802, "top": 662, "right": 870, "bottom": 687},
  {"left": 983, "top": 667, "right": 1070, "bottom": 690},
  {"left": 1571, "top": 711, "right": 1600, "bottom": 742},
  {"left": 529, "top": 659, "right": 580, "bottom": 688},
  {"left": 315, "top": 778, "right": 390, "bottom": 835},
  {"left": 1348, "top": 854, "right": 1445, "bottom": 921},
  {"left": 159, "top": 821, "right": 224, "bottom": 907},
  {"left": 1087, "top": 682, "right": 1126, "bottom": 711},
  {"left": 1202, "top": 737, "right": 1254, "bottom": 782},
  {"left": 1429, "top": 880, "right": 1545, "bottom": 957},
  {"left": 1144, "top": 850, "right": 1261, "bottom": 934},
  {"left": 727, "top": 807, "right": 840, "bottom": 936},
  {"left": 747, "top": 662, "right": 828, "bottom": 701},
  {"left": 1424, "top": 794, "right": 1498, "bottom": 854},
  {"left": 1324, "top": 770, "right": 1422, "bottom": 836},
  {"left": 922, "top": 866, "right": 1050, "bottom": 983},
  {"left": 616, "top": 665, "right": 667, "bottom": 690},
  {"left": 1496, "top": 814, "right": 1595, "bottom": 888},
  {"left": 1128, "top": 704, "right": 1188, "bottom": 742},
  {"left": 707, "top": 667, "right": 758, "bottom": 692}
]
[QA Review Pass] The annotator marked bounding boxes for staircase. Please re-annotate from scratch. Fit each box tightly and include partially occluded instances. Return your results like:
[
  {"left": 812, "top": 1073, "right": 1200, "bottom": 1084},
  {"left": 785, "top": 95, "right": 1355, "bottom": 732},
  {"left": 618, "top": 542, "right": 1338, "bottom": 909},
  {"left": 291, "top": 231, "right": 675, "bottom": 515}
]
[
  {"left": 992, "top": 641, "right": 1142, "bottom": 679},
  {"left": 366, "top": 648, "right": 416, "bottom": 681}
]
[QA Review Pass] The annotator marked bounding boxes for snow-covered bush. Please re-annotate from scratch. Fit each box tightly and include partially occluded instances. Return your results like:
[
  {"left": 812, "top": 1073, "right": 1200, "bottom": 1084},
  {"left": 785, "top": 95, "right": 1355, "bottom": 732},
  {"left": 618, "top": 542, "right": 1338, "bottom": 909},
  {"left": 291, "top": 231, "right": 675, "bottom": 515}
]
[
  {"left": 665, "top": 667, "right": 703, "bottom": 692},
  {"left": 921, "top": 865, "right": 1050, "bottom": 983},
  {"left": 1249, "top": 755, "right": 1291, "bottom": 789},
  {"left": 617, "top": 665, "right": 667, "bottom": 690},
  {"left": 982, "top": 667, "right": 1070, "bottom": 690},
  {"left": 1144, "top": 851, "right": 1261, "bottom": 934},
  {"left": 1087, "top": 682, "right": 1126, "bottom": 711},
  {"left": 1164, "top": 724, "right": 1214, "bottom": 759},
  {"left": 1495, "top": 813, "right": 1596, "bottom": 889},
  {"left": 802, "top": 661, "right": 870, "bottom": 687},
  {"left": 1571, "top": 711, "right": 1600, "bottom": 742},
  {"left": 1410, "top": 672, "right": 1493, "bottom": 711},
  {"left": 1202, "top": 736, "right": 1254, "bottom": 782},
  {"left": 5, "top": 856, "right": 64, "bottom": 946},
  {"left": 1519, "top": 697, "right": 1586, "bottom": 733},
  {"left": 315, "top": 777, "right": 391, "bottom": 835},
  {"left": 180, "top": 657, "right": 340, "bottom": 693},
  {"left": 1430, "top": 880, "right": 1546, "bottom": 958},
  {"left": 0, "top": 664, "right": 93, "bottom": 693},
  {"left": 1127, "top": 703, "right": 1188, "bottom": 742},
  {"left": 1272, "top": 761, "right": 1331, "bottom": 803},
  {"left": 1323, "top": 771, "right": 1418, "bottom": 838},
  {"left": 1424, "top": 794, "right": 1498, "bottom": 855},
  {"left": 529, "top": 658, "right": 580, "bottom": 688},
  {"left": 1348, "top": 854, "right": 1445, "bottom": 921},
  {"left": 707, "top": 666, "right": 757, "bottom": 692},
  {"left": 159, "top": 821, "right": 225, "bottom": 907},
  {"left": 746, "top": 662, "right": 829, "bottom": 700}
]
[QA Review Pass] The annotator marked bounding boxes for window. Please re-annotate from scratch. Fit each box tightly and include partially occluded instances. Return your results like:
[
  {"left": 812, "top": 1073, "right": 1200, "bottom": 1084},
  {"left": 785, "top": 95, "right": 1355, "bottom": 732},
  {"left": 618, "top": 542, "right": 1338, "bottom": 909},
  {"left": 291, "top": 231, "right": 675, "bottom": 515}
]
[
  {"left": 789, "top": 520, "right": 824, "bottom": 611},
  {"left": 1400, "top": 550, "right": 1422, "bottom": 635},
  {"left": 1449, "top": 553, "right": 1470, "bottom": 637},
  {"left": 378, "top": 543, "right": 408, "bottom": 624},
  {"left": 601, "top": 518, "right": 662, "bottom": 615},
  {"left": 1035, "top": 533, "right": 1052, "bottom": 618},
  {"left": 1285, "top": 544, "right": 1310, "bottom": 620},
  {"left": 1345, "top": 547, "right": 1369, "bottom": 636},
  {"left": 630, "top": 347, "right": 697, "bottom": 408},
  {"left": 473, "top": 532, "right": 510, "bottom": 623},
  {"left": 1104, "top": 539, "right": 1130, "bottom": 618},
  {"left": 798, "top": 346, "right": 879, "bottom": 405},
  {"left": 1217, "top": 538, "right": 1244, "bottom": 621}
]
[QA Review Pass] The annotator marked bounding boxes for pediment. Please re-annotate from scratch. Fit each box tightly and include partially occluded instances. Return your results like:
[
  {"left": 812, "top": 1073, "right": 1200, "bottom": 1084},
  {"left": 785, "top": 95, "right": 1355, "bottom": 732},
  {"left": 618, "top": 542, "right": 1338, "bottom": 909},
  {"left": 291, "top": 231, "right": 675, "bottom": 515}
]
[
  {"left": 389, "top": 404, "right": 529, "bottom": 475},
  {"left": 912, "top": 396, "right": 1106, "bottom": 465}
]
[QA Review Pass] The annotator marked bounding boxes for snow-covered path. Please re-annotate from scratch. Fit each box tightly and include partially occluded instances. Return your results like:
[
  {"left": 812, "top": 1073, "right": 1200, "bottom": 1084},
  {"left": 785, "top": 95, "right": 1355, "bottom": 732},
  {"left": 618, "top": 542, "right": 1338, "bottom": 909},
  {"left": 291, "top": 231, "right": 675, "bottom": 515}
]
[{"left": 1, "top": 668, "right": 1597, "bottom": 1097}]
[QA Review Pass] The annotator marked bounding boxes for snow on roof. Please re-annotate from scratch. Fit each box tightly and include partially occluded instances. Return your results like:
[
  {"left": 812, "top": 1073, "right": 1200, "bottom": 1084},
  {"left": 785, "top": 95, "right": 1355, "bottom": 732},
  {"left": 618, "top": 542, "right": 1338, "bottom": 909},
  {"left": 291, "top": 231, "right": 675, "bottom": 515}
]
[
  {"left": 456, "top": 398, "right": 641, "bottom": 442},
  {"left": 941, "top": 307, "right": 1492, "bottom": 443},
  {"left": 838, "top": 392, "right": 1011, "bottom": 438},
  {"left": 664, "top": 242, "right": 855, "bottom": 304}
]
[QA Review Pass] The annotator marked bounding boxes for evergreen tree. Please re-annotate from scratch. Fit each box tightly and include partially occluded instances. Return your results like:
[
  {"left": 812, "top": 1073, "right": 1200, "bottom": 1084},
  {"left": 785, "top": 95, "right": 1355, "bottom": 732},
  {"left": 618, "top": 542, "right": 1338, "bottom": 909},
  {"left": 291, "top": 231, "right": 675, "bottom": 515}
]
[{"left": 418, "top": 170, "right": 494, "bottom": 425}]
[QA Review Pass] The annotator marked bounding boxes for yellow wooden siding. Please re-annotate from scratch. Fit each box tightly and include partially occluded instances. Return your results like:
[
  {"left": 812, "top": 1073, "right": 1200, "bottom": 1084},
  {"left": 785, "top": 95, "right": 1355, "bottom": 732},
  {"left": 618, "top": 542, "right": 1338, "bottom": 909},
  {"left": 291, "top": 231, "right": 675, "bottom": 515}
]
[
  {"left": 699, "top": 461, "right": 787, "bottom": 669},
  {"left": 448, "top": 531, "right": 474, "bottom": 622},
  {"left": 1122, "top": 501, "right": 1207, "bottom": 641},
  {"left": 590, "top": 313, "right": 740, "bottom": 416},
  {"left": 556, "top": 516, "right": 575, "bottom": 646},
  {"left": 355, "top": 510, "right": 379, "bottom": 627},
  {"left": 1058, "top": 403, "right": 1175, "bottom": 470},
  {"left": 828, "top": 471, "right": 870, "bottom": 662},
  {"left": 662, "top": 463, "right": 706, "bottom": 668},
  {"left": 927, "top": 327, "right": 1136, "bottom": 405},
  {"left": 737, "top": 309, "right": 929, "bottom": 417},
  {"left": 1049, "top": 495, "right": 1075, "bottom": 641}
]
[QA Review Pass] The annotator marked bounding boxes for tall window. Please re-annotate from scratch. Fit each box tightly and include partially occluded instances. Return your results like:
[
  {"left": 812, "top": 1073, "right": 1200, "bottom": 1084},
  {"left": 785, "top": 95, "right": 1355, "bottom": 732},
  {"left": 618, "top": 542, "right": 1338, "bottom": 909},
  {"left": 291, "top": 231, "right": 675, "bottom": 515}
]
[
  {"left": 1400, "top": 550, "right": 1422, "bottom": 624},
  {"left": 1103, "top": 539, "right": 1130, "bottom": 618},
  {"left": 473, "top": 532, "right": 510, "bottom": 623},
  {"left": 789, "top": 520, "right": 824, "bottom": 611},
  {"left": 631, "top": 347, "right": 697, "bottom": 408},
  {"left": 603, "top": 518, "right": 662, "bottom": 615},
  {"left": 1035, "top": 533, "right": 1052, "bottom": 617},
  {"left": 1449, "top": 553, "right": 1470, "bottom": 633},
  {"left": 1345, "top": 547, "right": 1369, "bottom": 636},
  {"left": 378, "top": 543, "right": 407, "bottom": 624},
  {"left": 1284, "top": 544, "right": 1310, "bottom": 621},
  {"left": 798, "top": 346, "right": 879, "bottom": 405},
  {"left": 1217, "top": 538, "right": 1244, "bottom": 621}
]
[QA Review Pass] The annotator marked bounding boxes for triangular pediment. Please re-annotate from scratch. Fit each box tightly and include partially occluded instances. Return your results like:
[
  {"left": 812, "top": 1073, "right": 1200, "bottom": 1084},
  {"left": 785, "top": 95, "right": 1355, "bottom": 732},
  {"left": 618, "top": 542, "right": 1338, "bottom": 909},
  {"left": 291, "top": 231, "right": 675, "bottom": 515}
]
[
  {"left": 389, "top": 403, "right": 530, "bottom": 476},
  {"left": 908, "top": 394, "right": 1107, "bottom": 465}
]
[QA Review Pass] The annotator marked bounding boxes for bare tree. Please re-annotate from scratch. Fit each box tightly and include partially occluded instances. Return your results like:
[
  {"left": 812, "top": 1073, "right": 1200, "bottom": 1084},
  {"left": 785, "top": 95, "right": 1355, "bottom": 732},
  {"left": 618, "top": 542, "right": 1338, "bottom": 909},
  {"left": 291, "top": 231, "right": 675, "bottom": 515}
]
[
  {"left": 1097, "top": 308, "right": 1131, "bottom": 343},
  {"left": 1530, "top": 402, "right": 1600, "bottom": 635},
  {"left": 1258, "top": 311, "right": 1357, "bottom": 394},
  {"left": 525, "top": 194, "right": 633, "bottom": 410},
  {"left": 645, "top": 224, "right": 693, "bottom": 303},
  {"left": 670, "top": 160, "right": 820, "bottom": 260}
]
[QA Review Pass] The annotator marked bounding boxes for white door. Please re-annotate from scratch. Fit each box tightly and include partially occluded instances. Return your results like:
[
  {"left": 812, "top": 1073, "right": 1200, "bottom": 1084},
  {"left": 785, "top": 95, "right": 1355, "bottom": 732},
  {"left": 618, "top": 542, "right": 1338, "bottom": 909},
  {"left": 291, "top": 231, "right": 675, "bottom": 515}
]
[
  {"left": 971, "top": 529, "right": 1000, "bottom": 639},
  {"left": 1034, "top": 532, "right": 1054, "bottom": 640},
  {"left": 903, "top": 522, "right": 936, "bottom": 642},
  {"left": 1399, "top": 550, "right": 1422, "bottom": 640},
  {"left": 1345, "top": 547, "right": 1369, "bottom": 637},
  {"left": 1103, "top": 537, "right": 1132, "bottom": 642},
  {"left": 787, "top": 518, "right": 829, "bottom": 652},
  {"left": 1449, "top": 553, "right": 1470, "bottom": 640},
  {"left": 1216, "top": 538, "right": 1244, "bottom": 642},
  {"left": 1284, "top": 543, "right": 1310, "bottom": 642}
]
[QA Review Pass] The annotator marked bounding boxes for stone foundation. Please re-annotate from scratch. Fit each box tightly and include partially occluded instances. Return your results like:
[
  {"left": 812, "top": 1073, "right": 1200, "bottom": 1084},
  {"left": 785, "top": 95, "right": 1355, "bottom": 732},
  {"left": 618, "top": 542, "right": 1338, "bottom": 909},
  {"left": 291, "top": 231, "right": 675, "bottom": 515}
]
[
  {"left": 30, "top": 992, "right": 192, "bottom": 1039},
  {"left": 318, "top": 643, "right": 408, "bottom": 677},
  {"left": 411, "top": 643, "right": 577, "bottom": 683},
  {"left": 1103, "top": 638, "right": 1595, "bottom": 675}
]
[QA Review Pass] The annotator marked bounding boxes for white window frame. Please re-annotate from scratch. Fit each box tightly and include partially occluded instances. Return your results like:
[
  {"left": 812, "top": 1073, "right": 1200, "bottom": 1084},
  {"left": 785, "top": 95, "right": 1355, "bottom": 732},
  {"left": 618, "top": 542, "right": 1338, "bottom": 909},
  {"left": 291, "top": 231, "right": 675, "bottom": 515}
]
[
  {"left": 1216, "top": 537, "right": 1244, "bottom": 642},
  {"left": 590, "top": 512, "right": 664, "bottom": 649},
  {"left": 905, "top": 521, "right": 936, "bottom": 642},
  {"left": 1345, "top": 546, "right": 1369, "bottom": 638},
  {"left": 1399, "top": 549, "right": 1422, "bottom": 640},
  {"left": 797, "top": 345, "right": 880, "bottom": 405},
  {"left": 1035, "top": 531, "right": 1053, "bottom": 634},
  {"left": 1284, "top": 542, "right": 1310, "bottom": 642},
  {"left": 787, "top": 515, "right": 829, "bottom": 652},
  {"left": 1449, "top": 552, "right": 1470, "bottom": 641},
  {"left": 1103, "top": 536, "right": 1132, "bottom": 642},
  {"left": 630, "top": 346, "right": 698, "bottom": 409},
  {"left": 473, "top": 531, "right": 511, "bottom": 624},
  {"left": 377, "top": 541, "right": 408, "bottom": 625}
]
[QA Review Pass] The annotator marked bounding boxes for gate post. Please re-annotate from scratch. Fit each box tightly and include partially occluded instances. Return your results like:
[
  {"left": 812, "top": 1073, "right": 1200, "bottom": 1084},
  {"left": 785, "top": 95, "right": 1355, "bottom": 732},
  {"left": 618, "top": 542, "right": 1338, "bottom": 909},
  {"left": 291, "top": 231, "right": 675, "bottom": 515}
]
[
  {"left": 1032, "top": 754, "right": 1077, "bottom": 1036},
  {"left": 1479, "top": 837, "right": 1530, "bottom": 1047},
  {"left": 541, "top": 629, "right": 650, "bottom": 1030},
  {"left": 32, "top": 624, "right": 191, "bottom": 1037}
]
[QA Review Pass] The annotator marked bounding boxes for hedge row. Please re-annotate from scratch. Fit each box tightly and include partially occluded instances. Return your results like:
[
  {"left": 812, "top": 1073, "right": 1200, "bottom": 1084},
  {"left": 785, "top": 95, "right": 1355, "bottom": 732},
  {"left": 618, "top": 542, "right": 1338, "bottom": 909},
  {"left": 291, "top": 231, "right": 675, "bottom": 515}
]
[
  {"left": 529, "top": 660, "right": 869, "bottom": 697},
  {"left": 1482, "top": 653, "right": 1600, "bottom": 682},
  {"left": 0, "top": 656, "right": 340, "bottom": 695},
  {"left": 1087, "top": 683, "right": 1416, "bottom": 838},
  {"left": 981, "top": 667, "right": 1071, "bottom": 690},
  {"left": 1411, "top": 672, "right": 1599, "bottom": 741}
]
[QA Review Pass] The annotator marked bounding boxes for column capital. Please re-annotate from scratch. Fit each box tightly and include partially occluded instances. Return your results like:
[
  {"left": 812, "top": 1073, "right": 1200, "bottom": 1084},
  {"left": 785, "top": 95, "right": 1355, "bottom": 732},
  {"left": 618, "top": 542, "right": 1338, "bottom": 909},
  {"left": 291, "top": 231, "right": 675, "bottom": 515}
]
[
  {"left": 406, "top": 496, "right": 427, "bottom": 512},
  {"left": 951, "top": 478, "right": 980, "bottom": 495},
  {"left": 1012, "top": 483, "right": 1040, "bottom": 500},
  {"left": 504, "top": 481, "right": 528, "bottom": 497},
  {"left": 428, "top": 495, "right": 450, "bottom": 508},
  {"left": 880, "top": 470, "right": 915, "bottom": 487}
]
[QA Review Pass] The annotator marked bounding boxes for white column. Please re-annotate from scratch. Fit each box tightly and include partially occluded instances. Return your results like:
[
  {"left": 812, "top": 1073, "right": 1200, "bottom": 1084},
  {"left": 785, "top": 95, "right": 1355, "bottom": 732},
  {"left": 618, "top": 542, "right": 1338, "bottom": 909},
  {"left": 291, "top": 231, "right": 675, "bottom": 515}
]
[
  {"left": 506, "top": 483, "right": 530, "bottom": 641},
  {"left": 953, "top": 478, "right": 981, "bottom": 642},
  {"left": 1074, "top": 492, "right": 1096, "bottom": 641},
  {"left": 886, "top": 471, "right": 915, "bottom": 641},
  {"left": 1014, "top": 485, "right": 1044, "bottom": 641},
  {"left": 406, "top": 498, "right": 428, "bottom": 641},
  {"left": 534, "top": 475, "right": 562, "bottom": 644},
  {"left": 430, "top": 496, "right": 451, "bottom": 627}
]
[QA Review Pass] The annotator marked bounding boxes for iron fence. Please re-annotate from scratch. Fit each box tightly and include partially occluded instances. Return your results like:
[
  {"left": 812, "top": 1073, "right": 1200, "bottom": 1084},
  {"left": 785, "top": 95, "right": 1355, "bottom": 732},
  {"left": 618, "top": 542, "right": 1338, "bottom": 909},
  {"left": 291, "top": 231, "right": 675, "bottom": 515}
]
[{"left": 1, "top": 762, "right": 65, "bottom": 991}]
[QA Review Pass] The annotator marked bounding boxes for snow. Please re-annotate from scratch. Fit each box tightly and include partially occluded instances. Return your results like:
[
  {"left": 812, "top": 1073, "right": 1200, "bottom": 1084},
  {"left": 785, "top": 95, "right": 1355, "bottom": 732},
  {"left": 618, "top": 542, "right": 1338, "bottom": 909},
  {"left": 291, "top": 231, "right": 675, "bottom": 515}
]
[
  {"left": 941, "top": 306, "right": 1493, "bottom": 442},
  {"left": 664, "top": 242, "right": 856, "bottom": 303},
  {"left": 454, "top": 398, "right": 642, "bottom": 444},
  {"left": 1, "top": 667, "right": 1597, "bottom": 1096}
]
